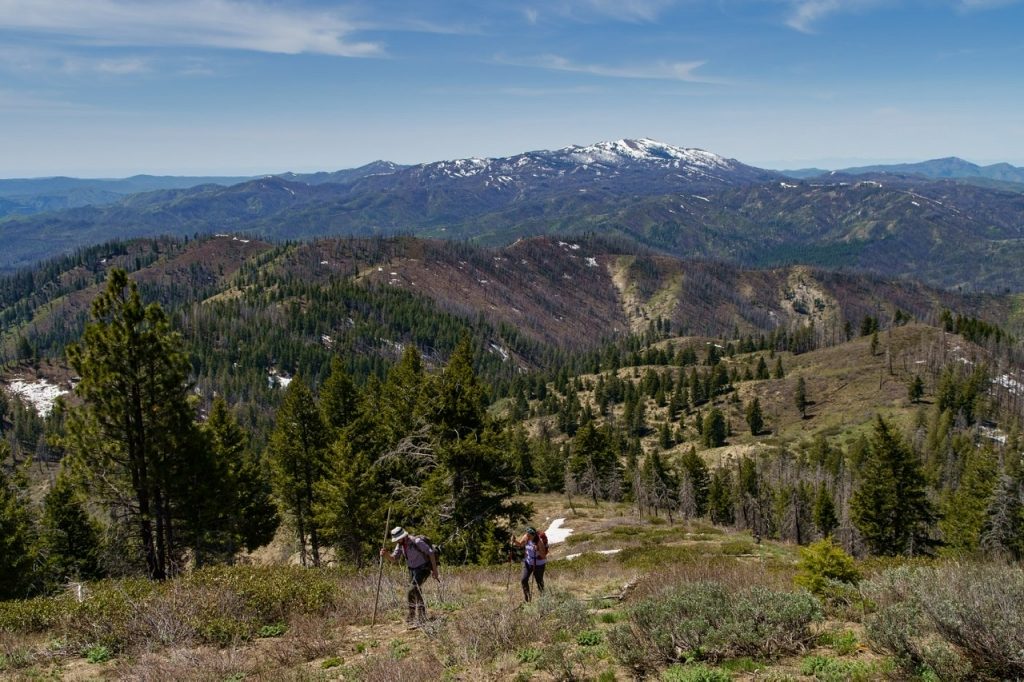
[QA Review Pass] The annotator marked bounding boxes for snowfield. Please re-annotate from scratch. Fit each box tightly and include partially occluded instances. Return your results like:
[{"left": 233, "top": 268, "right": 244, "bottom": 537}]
[{"left": 6, "top": 378, "right": 68, "bottom": 417}]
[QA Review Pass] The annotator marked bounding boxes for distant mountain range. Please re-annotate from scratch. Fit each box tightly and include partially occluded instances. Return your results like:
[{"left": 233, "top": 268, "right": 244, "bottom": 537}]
[
  {"left": 781, "top": 157, "right": 1024, "bottom": 189},
  {"left": 2, "top": 140, "right": 1024, "bottom": 293}
]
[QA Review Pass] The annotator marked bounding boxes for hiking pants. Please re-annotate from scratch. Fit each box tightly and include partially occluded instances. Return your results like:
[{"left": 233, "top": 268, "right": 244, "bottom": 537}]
[
  {"left": 521, "top": 561, "right": 545, "bottom": 601},
  {"left": 407, "top": 566, "right": 431, "bottom": 620}
]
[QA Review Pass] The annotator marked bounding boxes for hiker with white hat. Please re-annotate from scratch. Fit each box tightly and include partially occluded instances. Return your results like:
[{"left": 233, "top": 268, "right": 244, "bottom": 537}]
[{"left": 380, "top": 526, "right": 438, "bottom": 626}]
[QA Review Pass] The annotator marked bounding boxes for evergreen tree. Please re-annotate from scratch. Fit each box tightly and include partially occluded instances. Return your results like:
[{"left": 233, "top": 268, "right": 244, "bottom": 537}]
[
  {"left": 940, "top": 447, "right": 998, "bottom": 554},
  {"left": 267, "top": 376, "right": 330, "bottom": 567},
  {"left": 708, "top": 467, "right": 735, "bottom": 525},
  {"left": 64, "top": 268, "right": 200, "bottom": 580},
  {"left": 774, "top": 357, "right": 785, "bottom": 379},
  {"left": 569, "top": 420, "right": 616, "bottom": 505},
  {"left": 755, "top": 356, "right": 769, "bottom": 380},
  {"left": 702, "top": 408, "right": 727, "bottom": 448},
  {"left": 320, "top": 357, "right": 359, "bottom": 433},
  {"left": 812, "top": 486, "right": 838, "bottom": 538},
  {"left": 907, "top": 374, "right": 924, "bottom": 404},
  {"left": 745, "top": 397, "right": 764, "bottom": 435},
  {"left": 679, "top": 447, "right": 710, "bottom": 518},
  {"left": 658, "top": 420, "right": 673, "bottom": 449},
  {"left": 40, "top": 468, "right": 103, "bottom": 585},
  {"left": 0, "top": 454, "right": 37, "bottom": 599},
  {"left": 422, "top": 339, "right": 530, "bottom": 563},
  {"left": 850, "top": 417, "right": 937, "bottom": 556},
  {"left": 795, "top": 377, "right": 808, "bottom": 419},
  {"left": 193, "top": 398, "right": 279, "bottom": 564}
]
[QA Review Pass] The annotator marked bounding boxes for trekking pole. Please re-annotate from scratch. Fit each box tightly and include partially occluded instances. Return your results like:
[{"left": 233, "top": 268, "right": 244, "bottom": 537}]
[{"left": 371, "top": 505, "right": 392, "bottom": 628}]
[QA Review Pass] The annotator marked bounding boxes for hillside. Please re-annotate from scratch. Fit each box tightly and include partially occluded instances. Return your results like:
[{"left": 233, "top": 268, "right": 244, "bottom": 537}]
[{"left": 4, "top": 140, "right": 1024, "bottom": 292}]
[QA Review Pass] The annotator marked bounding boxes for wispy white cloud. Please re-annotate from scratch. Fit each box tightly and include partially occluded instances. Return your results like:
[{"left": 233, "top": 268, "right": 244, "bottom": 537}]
[
  {"left": 499, "top": 53, "right": 723, "bottom": 83},
  {"left": 785, "top": 0, "right": 884, "bottom": 33},
  {"left": 0, "top": 46, "right": 152, "bottom": 76},
  {"left": 956, "top": 0, "right": 1021, "bottom": 9},
  {"left": 526, "top": 0, "right": 676, "bottom": 24},
  {"left": 0, "top": 0, "right": 382, "bottom": 57}
]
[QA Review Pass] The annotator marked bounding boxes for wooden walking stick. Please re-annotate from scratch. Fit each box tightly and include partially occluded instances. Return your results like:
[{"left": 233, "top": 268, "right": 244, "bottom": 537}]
[{"left": 371, "top": 506, "right": 392, "bottom": 628}]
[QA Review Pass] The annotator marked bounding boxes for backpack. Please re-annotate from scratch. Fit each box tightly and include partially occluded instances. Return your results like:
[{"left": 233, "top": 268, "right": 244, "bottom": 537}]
[
  {"left": 536, "top": 532, "right": 549, "bottom": 560},
  {"left": 414, "top": 535, "right": 441, "bottom": 564}
]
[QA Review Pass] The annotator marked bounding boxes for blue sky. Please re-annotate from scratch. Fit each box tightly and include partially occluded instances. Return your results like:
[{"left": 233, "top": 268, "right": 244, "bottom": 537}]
[{"left": 1, "top": 0, "right": 1022, "bottom": 176}]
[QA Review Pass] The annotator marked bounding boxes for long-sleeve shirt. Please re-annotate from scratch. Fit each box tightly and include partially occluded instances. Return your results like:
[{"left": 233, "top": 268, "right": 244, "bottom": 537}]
[{"left": 391, "top": 537, "right": 434, "bottom": 570}]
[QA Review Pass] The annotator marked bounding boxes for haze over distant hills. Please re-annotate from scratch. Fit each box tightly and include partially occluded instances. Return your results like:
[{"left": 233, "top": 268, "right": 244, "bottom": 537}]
[
  {"left": 3, "top": 139, "right": 1024, "bottom": 293},
  {"left": 781, "top": 157, "right": 1024, "bottom": 188}
]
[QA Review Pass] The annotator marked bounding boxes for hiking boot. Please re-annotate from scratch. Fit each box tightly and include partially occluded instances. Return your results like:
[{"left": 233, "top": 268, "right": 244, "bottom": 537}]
[
  {"left": 415, "top": 604, "right": 427, "bottom": 623},
  {"left": 406, "top": 606, "right": 417, "bottom": 625}
]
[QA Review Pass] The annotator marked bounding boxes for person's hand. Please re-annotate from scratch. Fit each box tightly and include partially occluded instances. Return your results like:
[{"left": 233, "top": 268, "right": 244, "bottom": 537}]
[{"left": 379, "top": 547, "right": 387, "bottom": 557}]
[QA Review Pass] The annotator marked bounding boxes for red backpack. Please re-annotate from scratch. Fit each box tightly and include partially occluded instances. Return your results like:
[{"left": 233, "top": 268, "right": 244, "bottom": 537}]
[{"left": 536, "top": 532, "right": 549, "bottom": 560}]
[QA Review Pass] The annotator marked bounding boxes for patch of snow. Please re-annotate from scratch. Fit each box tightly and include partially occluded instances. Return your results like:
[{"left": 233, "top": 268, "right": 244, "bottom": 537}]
[
  {"left": 979, "top": 425, "right": 1008, "bottom": 444},
  {"left": 780, "top": 182, "right": 797, "bottom": 189},
  {"left": 267, "top": 370, "right": 292, "bottom": 389},
  {"left": 7, "top": 379, "right": 68, "bottom": 417},
  {"left": 321, "top": 334, "right": 333, "bottom": 348},
  {"left": 586, "top": 257, "right": 599, "bottom": 267},
  {"left": 995, "top": 374, "right": 1024, "bottom": 396},
  {"left": 320, "top": 260, "right": 329, "bottom": 265},
  {"left": 489, "top": 343, "right": 510, "bottom": 362},
  {"left": 692, "top": 195, "right": 710, "bottom": 202},
  {"left": 563, "top": 548, "right": 621, "bottom": 561},
  {"left": 911, "top": 201, "right": 920, "bottom": 207},
  {"left": 545, "top": 518, "right": 573, "bottom": 544}
]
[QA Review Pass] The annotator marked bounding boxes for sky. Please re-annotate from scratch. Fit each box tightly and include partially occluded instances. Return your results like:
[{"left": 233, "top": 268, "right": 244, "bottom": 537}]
[{"left": 1, "top": 0, "right": 1022, "bottom": 176}]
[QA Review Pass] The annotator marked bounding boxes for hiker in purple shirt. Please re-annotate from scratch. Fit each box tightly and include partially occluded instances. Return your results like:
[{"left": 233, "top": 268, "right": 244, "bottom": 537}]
[
  {"left": 380, "top": 526, "right": 439, "bottom": 626},
  {"left": 512, "top": 526, "right": 547, "bottom": 602}
]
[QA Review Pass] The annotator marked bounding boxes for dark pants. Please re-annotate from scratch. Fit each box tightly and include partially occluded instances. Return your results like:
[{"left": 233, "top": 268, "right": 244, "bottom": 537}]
[
  {"left": 407, "top": 566, "right": 431, "bottom": 621},
  {"left": 521, "top": 562, "right": 545, "bottom": 601}
]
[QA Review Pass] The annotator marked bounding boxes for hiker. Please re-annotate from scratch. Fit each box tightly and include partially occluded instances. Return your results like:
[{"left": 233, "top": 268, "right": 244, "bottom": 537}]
[
  {"left": 512, "top": 526, "right": 547, "bottom": 602},
  {"left": 380, "top": 526, "right": 438, "bottom": 625}
]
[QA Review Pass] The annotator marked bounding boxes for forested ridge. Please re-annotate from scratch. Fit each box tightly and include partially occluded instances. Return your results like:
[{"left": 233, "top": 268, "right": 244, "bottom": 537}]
[{"left": 1, "top": 240, "right": 1024, "bottom": 679}]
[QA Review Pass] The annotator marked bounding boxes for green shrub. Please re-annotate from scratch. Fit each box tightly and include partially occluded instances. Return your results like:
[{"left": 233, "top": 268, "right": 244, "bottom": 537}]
[
  {"left": 516, "top": 647, "right": 542, "bottom": 664},
  {"left": 257, "top": 623, "right": 287, "bottom": 638},
  {"left": 719, "top": 540, "right": 755, "bottom": 556},
  {"left": 661, "top": 663, "right": 731, "bottom": 681},
  {"left": 321, "top": 656, "right": 343, "bottom": 669},
  {"left": 863, "top": 564, "right": 1023, "bottom": 680},
  {"left": 0, "top": 594, "right": 72, "bottom": 633},
  {"left": 608, "top": 581, "right": 821, "bottom": 674},
  {"left": 817, "top": 630, "right": 858, "bottom": 656},
  {"left": 800, "top": 655, "right": 880, "bottom": 681},
  {"left": 794, "top": 538, "right": 860, "bottom": 601},
  {"left": 84, "top": 645, "right": 111, "bottom": 663},
  {"left": 576, "top": 629, "right": 603, "bottom": 646}
]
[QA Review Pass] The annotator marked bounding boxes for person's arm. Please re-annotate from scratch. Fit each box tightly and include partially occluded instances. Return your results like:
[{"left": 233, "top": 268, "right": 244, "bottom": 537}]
[
  {"left": 379, "top": 544, "right": 400, "bottom": 563},
  {"left": 511, "top": 533, "right": 527, "bottom": 547},
  {"left": 429, "top": 550, "right": 439, "bottom": 580}
]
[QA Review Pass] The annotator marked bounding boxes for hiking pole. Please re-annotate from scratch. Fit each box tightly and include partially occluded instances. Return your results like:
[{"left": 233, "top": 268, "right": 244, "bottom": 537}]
[{"left": 371, "top": 505, "right": 392, "bottom": 628}]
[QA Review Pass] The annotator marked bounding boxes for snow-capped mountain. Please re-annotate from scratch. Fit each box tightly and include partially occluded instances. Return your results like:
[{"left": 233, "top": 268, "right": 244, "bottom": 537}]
[{"left": 401, "top": 138, "right": 775, "bottom": 193}]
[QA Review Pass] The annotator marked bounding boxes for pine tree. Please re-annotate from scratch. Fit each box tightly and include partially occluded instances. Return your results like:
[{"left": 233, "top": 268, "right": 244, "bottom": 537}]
[
  {"left": 940, "top": 447, "right": 998, "bottom": 554},
  {"left": 702, "top": 408, "right": 727, "bottom": 448},
  {"left": 0, "top": 454, "right": 37, "bottom": 599},
  {"left": 569, "top": 420, "right": 617, "bottom": 505},
  {"left": 907, "top": 374, "right": 924, "bottom": 404},
  {"left": 267, "top": 376, "right": 330, "bottom": 567},
  {"left": 755, "top": 356, "right": 769, "bottom": 380},
  {"left": 64, "top": 268, "right": 200, "bottom": 580},
  {"left": 418, "top": 339, "right": 529, "bottom": 563},
  {"left": 850, "top": 417, "right": 937, "bottom": 556},
  {"left": 795, "top": 377, "right": 808, "bottom": 419},
  {"left": 708, "top": 467, "right": 735, "bottom": 525},
  {"left": 812, "top": 486, "right": 838, "bottom": 538},
  {"left": 679, "top": 447, "right": 710, "bottom": 518},
  {"left": 745, "top": 397, "right": 764, "bottom": 435},
  {"left": 774, "top": 357, "right": 785, "bottom": 379},
  {"left": 320, "top": 357, "right": 359, "bottom": 433},
  {"left": 40, "top": 468, "right": 103, "bottom": 585},
  {"left": 193, "top": 398, "right": 279, "bottom": 564}
]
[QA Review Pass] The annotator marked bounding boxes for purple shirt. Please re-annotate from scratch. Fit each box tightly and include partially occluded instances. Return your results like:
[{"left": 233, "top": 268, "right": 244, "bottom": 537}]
[
  {"left": 392, "top": 536, "right": 434, "bottom": 570},
  {"left": 524, "top": 538, "right": 546, "bottom": 567}
]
